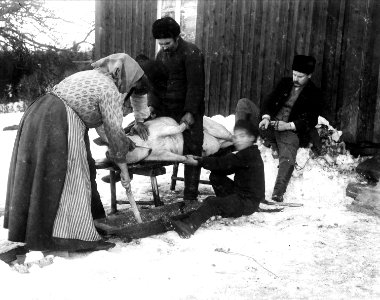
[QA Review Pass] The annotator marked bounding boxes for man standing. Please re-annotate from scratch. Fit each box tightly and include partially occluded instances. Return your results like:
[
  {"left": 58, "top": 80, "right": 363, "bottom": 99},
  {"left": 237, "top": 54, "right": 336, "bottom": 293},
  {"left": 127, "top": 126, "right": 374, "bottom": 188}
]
[
  {"left": 150, "top": 16, "right": 205, "bottom": 201},
  {"left": 259, "top": 55, "right": 322, "bottom": 202}
]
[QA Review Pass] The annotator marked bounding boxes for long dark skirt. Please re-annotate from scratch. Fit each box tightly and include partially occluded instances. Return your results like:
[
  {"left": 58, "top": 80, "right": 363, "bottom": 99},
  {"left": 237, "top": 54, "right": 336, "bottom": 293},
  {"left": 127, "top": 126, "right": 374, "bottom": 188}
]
[{"left": 3, "top": 94, "right": 104, "bottom": 250}]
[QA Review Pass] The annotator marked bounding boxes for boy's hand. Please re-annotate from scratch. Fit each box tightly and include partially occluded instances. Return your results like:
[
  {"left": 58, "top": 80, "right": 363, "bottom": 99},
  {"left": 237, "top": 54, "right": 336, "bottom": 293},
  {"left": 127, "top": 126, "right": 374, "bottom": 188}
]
[{"left": 184, "top": 155, "right": 200, "bottom": 166}]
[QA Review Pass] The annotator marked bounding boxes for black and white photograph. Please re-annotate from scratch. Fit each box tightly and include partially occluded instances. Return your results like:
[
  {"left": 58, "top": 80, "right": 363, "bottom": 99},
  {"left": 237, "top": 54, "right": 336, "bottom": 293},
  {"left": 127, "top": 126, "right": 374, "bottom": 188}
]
[{"left": 0, "top": 0, "right": 379, "bottom": 299}]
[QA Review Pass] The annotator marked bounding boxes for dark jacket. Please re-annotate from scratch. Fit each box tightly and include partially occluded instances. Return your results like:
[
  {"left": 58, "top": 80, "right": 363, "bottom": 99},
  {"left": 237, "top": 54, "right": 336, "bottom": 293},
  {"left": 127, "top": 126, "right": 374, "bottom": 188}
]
[
  {"left": 198, "top": 145, "right": 265, "bottom": 208},
  {"left": 262, "top": 77, "right": 322, "bottom": 145},
  {"left": 151, "top": 37, "right": 205, "bottom": 116}
]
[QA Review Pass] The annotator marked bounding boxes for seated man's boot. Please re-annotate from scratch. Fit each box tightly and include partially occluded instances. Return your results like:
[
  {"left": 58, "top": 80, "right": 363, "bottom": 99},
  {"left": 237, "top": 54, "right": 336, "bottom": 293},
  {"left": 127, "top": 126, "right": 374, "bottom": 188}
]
[
  {"left": 272, "top": 161, "right": 295, "bottom": 202},
  {"left": 184, "top": 165, "right": 202, "bottom": 201},
  {"left": 309, "top": 127, "right": 324, "bottom": 157}
]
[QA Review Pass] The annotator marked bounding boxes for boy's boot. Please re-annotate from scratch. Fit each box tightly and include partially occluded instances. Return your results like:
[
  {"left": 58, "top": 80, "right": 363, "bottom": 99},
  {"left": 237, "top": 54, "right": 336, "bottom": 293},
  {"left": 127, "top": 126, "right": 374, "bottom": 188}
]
[
  {"left": 272, "top": 161, "right": 294, "bottom": 202},
  {"left": 170, "top": 199, "right": 214, "bottom": 238},
  {"left": 184, "top": 165, "right": 201, "bottom": 201}
]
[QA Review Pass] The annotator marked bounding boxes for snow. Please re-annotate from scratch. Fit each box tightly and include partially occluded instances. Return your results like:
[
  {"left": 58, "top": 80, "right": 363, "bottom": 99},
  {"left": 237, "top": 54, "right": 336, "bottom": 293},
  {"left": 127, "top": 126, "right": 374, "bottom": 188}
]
[{"left": 0, "top": 112, "right": 379, "bottom": 300}]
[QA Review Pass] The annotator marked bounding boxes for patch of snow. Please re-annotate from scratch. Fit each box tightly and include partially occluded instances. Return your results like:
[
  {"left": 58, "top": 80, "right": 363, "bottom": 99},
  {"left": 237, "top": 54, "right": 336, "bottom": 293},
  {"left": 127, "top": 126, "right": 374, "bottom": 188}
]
[{"left": 0, "top": 112, "right": 379, "bottom": 300}]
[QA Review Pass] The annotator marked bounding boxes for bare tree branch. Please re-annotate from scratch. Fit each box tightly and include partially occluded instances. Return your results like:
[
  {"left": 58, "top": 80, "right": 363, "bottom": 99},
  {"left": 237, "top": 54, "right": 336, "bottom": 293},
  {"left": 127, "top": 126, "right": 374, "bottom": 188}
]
[
  {"left": 0, "top": 0, "right": 94, "bottom": 51},
  {"left": 71, "top": 27, "right": 95, "bottom": 49}
]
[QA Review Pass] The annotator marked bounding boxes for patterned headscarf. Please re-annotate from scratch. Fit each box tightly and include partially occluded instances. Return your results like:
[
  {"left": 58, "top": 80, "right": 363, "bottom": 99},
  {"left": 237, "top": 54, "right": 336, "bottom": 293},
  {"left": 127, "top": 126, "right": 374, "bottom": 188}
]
[{"left": 91, "top": 53, "right": 144, "bottom": 94}]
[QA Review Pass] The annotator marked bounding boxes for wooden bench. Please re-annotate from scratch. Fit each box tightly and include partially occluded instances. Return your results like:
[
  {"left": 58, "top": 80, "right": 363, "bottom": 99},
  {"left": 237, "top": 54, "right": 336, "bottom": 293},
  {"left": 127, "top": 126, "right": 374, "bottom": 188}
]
[
  {"left": 95, "top": 159, "right": 176, "bottom": 213},
  {"left": 95, "top": 160, "right": 212, "bottom": 213}
]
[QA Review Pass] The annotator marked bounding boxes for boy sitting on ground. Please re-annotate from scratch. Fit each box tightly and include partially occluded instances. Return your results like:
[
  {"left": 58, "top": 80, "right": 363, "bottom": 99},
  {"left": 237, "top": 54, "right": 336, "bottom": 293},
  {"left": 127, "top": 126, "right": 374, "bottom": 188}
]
[{"left": 170, "top": 116, "right": 265, "bottom": 238}]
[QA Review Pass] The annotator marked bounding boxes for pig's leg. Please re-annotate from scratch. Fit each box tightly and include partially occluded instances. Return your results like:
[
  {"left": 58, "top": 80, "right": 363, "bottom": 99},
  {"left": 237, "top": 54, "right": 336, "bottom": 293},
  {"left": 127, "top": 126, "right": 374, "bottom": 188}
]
[
  {"left": 125, "top": 147, "right": 151, "bottom": 164},
  {"left": 144, "top": 150, "right": 187, "bottom": 162},
  {"left": 155, "top": 123, "right": 187, "bottom": 137}
]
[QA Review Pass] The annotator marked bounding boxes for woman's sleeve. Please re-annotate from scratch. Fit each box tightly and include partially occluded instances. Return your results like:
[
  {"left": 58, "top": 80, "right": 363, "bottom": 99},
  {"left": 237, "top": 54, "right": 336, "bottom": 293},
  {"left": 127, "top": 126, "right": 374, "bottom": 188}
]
[{"left": 99, "top": 89, "right": 135, "bottom": 163}]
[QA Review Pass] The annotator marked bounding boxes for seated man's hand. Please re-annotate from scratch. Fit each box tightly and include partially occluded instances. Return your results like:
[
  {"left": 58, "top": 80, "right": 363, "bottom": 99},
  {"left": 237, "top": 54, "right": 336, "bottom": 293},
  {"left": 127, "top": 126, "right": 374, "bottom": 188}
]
[
  {"left": 259, "top": 118, "right": 270, "bottom": 130},
  {"left": 130, "top": 122, "right": 149, "bottom": 140},
  {"left": 184, "top": 155, "right": 201, "bottom": 166},
  {"left": 271, "top": 120, "right": 293, "bottom": 131},
  {"left": 180, "top": 112, "right": 195, "bottom": 128}
]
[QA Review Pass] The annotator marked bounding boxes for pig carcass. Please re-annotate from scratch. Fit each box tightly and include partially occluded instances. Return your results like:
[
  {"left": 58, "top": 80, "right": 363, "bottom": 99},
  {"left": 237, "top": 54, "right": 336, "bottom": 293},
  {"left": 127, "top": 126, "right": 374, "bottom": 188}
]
[{"left": 101, "top": 116, "right": 234, "bottom": 164}]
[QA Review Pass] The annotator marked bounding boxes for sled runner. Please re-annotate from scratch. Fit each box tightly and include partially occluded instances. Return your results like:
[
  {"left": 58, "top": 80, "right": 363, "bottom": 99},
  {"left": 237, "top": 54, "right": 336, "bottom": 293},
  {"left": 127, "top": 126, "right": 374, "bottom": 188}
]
[{"left": 261, "top": 199, "right": 304, "bottom": 207}]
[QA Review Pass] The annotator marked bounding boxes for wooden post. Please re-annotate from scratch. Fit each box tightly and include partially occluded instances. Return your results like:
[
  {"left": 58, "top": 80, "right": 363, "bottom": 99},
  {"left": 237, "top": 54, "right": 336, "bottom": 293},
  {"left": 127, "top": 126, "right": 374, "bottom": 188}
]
[
  {"left": 110, "top": 170, "right": 117, "bottom": 214},
  {"left": 170, "top": 163, "right": 179, "bottom": 190},
  {"left": 150, "top": 176, "right": 164, "bottom": 206},
  {"left": 374, "top": 64, "right": 380, "bottom": 143}
]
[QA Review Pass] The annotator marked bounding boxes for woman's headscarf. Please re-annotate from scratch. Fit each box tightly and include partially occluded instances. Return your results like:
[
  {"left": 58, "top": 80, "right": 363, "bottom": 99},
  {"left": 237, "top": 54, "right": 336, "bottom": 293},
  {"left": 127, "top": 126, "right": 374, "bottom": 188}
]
[{"left": 91, "top": 53, "right": 144, "bottom": 94}]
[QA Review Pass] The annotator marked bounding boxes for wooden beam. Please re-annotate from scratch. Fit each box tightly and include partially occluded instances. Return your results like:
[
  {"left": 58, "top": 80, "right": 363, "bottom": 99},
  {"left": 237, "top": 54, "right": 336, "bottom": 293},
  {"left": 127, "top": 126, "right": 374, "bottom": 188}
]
[{"left": 374, "top": 64, "right": 380, "bottom": 143}]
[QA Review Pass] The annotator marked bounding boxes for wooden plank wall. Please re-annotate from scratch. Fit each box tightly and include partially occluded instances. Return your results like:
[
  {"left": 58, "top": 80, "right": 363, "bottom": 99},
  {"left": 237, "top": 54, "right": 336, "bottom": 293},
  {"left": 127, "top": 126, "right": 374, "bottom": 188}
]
[
  {"left": 196, "top": 0, "right": 380, "bottom": 143},
  {"left": 95, "top": 0, "right": 157, "bottom": 60},
  {"left": 95, "top": 0, "right": 379, "bottom": 143},
  {"left": 337, "top": 0, "right": 379, "bottom": 143}
]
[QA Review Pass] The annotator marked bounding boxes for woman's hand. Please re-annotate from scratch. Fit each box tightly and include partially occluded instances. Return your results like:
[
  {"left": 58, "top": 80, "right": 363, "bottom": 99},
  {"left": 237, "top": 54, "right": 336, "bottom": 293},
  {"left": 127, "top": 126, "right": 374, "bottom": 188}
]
[
  {"left": 130, "top": 122, "right": 149, "bottom": 140},
  {"left": 120, "top": 171, "right": 131, "bottom": 191},
  {"left": 116, "top": 162, "right": 132, "bottom": 191}
]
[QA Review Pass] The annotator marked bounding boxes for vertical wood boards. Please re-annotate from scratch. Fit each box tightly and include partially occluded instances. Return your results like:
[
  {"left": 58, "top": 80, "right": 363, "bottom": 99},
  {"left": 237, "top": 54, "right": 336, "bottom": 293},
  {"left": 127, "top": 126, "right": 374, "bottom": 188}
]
[
  {"left": 371, "top": 0, "right": 380, "bottom": 143},
  {"left": 194, "top": 0, "right": 379, "bottom": 143},
  {"left": 95, "top": 0, "right": 379, "bottom": 143},
  {"left": 95, "top": 0, "right": 156, "bottom": 60}
]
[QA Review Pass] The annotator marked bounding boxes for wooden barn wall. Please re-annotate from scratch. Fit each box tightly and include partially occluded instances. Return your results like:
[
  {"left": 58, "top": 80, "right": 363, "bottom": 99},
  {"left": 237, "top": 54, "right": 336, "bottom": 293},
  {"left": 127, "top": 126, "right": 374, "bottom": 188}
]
[
  {"left": 95, "top": 0, "right": 157, "bottom": 60},
  {"left": 196, "top": 0, "right": 380, "bottom": 143},
  {"left": 95, "top": 0, "right": 379, "bottom": 144}
]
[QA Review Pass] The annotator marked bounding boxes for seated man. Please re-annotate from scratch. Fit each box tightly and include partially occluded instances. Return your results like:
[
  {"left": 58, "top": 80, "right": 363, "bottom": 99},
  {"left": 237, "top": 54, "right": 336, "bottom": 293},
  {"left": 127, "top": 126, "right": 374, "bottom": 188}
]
[
  {"left": 259, "top": 55, "right": 323, "bottom": 202},
  {"left": 170, "top": 116, "right": 265, "bottom": 238}
]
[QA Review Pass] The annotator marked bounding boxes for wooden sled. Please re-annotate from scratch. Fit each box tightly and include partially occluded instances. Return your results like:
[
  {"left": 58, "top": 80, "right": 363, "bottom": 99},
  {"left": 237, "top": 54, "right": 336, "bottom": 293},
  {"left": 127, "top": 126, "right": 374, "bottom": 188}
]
[
  {"left": 94, "top": 201, "right": 202, "bottom": 240},
  {"left": 261, "top": 199, "right": 304, "bottom": 207}
]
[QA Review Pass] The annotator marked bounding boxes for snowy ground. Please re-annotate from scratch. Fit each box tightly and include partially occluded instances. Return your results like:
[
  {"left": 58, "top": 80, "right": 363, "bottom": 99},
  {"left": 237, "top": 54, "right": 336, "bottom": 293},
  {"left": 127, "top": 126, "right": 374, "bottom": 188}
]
[{"left": 0, "top": 112, "right": 379, "bottom": 300}]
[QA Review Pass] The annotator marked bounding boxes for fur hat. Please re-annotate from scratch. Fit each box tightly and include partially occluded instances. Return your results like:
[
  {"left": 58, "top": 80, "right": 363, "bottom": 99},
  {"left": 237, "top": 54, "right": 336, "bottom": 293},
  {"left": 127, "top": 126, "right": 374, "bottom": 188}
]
[
  {"left": 234, "top": 114, "right": 259, "bottom": 139},
  {"left": 152, "top": 16, "right": 180, "bottom": 39},
  {"left": 292, "top": 55, "right": 316, "bottom": 75}
]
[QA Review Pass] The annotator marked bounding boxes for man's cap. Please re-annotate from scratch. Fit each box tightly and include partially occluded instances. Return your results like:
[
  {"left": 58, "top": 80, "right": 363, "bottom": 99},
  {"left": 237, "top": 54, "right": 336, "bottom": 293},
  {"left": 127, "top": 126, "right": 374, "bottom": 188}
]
[
  {"left": 152, "top": 16, "right": 180, "bottom": 39},
  {"left": 292, "top": 55, "right": 316, "bottom": 75}
]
